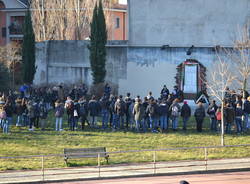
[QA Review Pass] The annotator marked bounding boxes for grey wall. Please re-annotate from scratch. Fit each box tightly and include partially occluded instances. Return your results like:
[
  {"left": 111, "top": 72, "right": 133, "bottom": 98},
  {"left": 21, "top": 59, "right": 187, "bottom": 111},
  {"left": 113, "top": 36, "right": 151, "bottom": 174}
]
[
  {"left": 33, "top": 40, "right": 128, "bottom": 89},
  {"left": 128, "top": 0, "right": 250, "bottom": 47}
]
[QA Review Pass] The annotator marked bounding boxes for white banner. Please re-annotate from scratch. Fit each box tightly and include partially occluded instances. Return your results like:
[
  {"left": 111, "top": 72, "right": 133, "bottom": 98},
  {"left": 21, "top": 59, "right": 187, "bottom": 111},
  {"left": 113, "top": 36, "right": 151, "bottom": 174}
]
[{"left": 184, "top": 65, "right": 197, "bottom": 93}]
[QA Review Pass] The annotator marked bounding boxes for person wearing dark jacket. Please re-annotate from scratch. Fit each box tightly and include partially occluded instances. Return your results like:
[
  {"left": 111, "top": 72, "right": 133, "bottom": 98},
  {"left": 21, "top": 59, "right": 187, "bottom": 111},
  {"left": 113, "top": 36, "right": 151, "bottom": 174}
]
[
  {"left": 235, "top": 103, "right": 244, "bottom": 133},
  {"left": 114, "top": 95, "right": 126, "bottom": 129},
  {"left": 207, "top": 100, "right": 218, "bottom": 131},
  {"left": 78, "top": 97, "right": 89, "bottom": 130},
  {"left": 100, "top": 95, "right": 110, "bottom": 129},
  {"left": 194, "top": 102, "right": 206, "bottom": 132},
  {"left": 243, "top": 97, "right": 250, "bottom": 130},
  {"left": 181, "top": 101, "right": 191, "bottom": 130},
  {"left": 88, "top": 96, "right": 100, "bottom": 128},
  {"left": 158, "top": 100, "right": 169, "bottom": 131},
  {"left": 146, "top": 99, "right": 158, "bottom": 132},
  {"left": 224, "top": 103, "right": 235, "bottom": 134}
]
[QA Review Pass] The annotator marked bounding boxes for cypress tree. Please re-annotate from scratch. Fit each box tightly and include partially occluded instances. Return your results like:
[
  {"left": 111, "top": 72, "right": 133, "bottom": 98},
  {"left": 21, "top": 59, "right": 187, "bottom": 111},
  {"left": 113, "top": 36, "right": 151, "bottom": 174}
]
[
  {"left": 22, "top": 9, "right": 36, "bottom": 84},
  {"left": 89, "top": 0, "right": 107, "bottom": 84}
]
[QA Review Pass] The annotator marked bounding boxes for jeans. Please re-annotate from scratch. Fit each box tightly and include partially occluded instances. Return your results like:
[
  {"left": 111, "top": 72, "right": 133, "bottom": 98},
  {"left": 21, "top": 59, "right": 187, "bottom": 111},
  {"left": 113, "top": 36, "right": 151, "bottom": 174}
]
[
  {"left": 172, "top": 116, "right": 179, "bottom": 130},
  {"left": 196, "top": 118, "right": 204, "bottom": 132},
  {"left": 90, "top": 116, "right": 97, "bottom": 128},
  {"left": 3, "top": 119, "right": 9, "bottom": 134},
  {"left": 160, "top": 115, "right": 168, "bottom": 130},
  {"left": 16, "top": 115, "right": 22, "bottom": 126},
  {"left": 182, "top": 117, "right": 189, "bottom": 130},
  {"left": 22, "top": 114, "right": 29, "bottom": 126},
  {"left": 112, "top": 114, "right": 118, "bottom": 129},
  {"left": 149, "top": 116, "right": 157, "bottom": 131},
  {"left": 69, "top": 116, "right": 75, "bottom": 131},
  {"left": 235, "top": 117, "right": 243, "bottom": 133},
  {"left": 210, "top": 118, "right": 217, "bottom": 131},
  {"left": 55, "top": 117, "right": 63, "bottom": 131},
  {"left": 225, "top": 122, "right": 232, "bottom": 134},
  {"left": 244, "top": 113, "right": 249, "bottom": 130},
  {"left": 117, "top": 115, "right": 124, "bottom": 129},
  {"left": 102, "top": 110, "right": 109, "bottom": 129}
]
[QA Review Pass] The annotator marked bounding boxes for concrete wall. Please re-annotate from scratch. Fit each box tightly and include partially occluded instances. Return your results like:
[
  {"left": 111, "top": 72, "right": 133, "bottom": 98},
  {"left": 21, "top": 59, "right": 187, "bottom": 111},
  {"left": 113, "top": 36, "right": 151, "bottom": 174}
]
[
  {"left": 33, "top": 40, "right": 128, "bottom": 89},
  {"left": 118, "top": 47, "right": 216, "bottom": 98},
  {"left": 128, "top": 0, "right": 250, "bottom": 47}
]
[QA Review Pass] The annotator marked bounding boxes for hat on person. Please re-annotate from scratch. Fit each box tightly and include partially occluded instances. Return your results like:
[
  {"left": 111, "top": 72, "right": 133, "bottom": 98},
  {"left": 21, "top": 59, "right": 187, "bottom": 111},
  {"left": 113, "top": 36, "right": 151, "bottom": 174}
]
[{"left": 184, "top": 101, "right": 187, "bottom": 104}]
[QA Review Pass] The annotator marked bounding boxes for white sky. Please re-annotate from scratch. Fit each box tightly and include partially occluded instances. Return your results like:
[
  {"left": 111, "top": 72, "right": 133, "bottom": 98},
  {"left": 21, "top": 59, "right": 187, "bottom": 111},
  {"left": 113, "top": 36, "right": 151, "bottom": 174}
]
[{"left": 119, "top": 0, "right": 127, "bottom": 4}]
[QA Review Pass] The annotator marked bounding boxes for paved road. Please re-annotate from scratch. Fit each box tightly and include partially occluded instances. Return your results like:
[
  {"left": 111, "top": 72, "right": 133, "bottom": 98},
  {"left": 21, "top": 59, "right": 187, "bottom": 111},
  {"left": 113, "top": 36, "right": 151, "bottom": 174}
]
[{"left": 52, "top": 171, "right": 250, "bottom": 184}]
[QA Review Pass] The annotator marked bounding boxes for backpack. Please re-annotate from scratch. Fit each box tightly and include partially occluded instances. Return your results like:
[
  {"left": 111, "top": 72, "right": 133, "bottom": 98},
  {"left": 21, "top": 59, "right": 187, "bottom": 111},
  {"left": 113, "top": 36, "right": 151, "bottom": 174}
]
[
  {"left": 216, "top": 111, "right": 222, "bottom": 121},
  {"left": 171, "top": 105, "right": 179, "bottom": 117},
  {"left": 79, "top": 104, "right": 86, "bottom": 116}
]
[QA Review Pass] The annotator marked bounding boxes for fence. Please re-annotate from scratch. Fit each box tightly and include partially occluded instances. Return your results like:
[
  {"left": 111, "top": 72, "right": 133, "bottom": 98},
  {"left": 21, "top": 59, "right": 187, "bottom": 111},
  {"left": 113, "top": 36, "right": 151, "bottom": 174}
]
[{"left": 1, "top": 144, "right": 250, "bottom": 183}]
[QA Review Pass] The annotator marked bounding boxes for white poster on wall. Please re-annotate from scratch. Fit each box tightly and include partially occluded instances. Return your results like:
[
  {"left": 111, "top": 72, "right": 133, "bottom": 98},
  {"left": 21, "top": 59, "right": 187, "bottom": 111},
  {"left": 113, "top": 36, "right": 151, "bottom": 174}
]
[{"left": 184, "top": 65, "right": 197, "bottom": 93}]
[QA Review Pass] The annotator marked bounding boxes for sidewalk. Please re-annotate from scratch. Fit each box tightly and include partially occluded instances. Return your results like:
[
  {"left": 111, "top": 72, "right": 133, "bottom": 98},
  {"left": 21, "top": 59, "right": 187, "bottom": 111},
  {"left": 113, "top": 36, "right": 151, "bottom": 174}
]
[{"left": 0, "top": 157, "right": 250, "bottom": 183}]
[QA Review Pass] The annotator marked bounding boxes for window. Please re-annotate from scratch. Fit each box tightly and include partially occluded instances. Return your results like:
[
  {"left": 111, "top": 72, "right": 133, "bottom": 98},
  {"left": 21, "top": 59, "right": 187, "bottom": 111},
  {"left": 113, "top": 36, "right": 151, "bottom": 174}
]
[
  {"left": 9, "top": 16, "right": 24, "bottom": 35},
  {"left": 115, "top": 17, "right": 120, "bottom": 28}
]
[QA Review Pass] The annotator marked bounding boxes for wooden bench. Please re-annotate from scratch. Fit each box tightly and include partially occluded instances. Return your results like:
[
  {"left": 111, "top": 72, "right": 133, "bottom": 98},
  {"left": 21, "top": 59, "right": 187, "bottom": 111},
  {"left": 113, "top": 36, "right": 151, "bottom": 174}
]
[{"left": 64, "top": 147, "right": 109, "bottom": 165}]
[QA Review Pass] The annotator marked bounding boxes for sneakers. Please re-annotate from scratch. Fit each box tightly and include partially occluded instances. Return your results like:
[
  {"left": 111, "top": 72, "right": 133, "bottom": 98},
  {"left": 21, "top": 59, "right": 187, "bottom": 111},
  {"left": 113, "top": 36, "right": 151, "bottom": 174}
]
[{"left": 29, "top": 128, "right": 34, "bottom": 131}]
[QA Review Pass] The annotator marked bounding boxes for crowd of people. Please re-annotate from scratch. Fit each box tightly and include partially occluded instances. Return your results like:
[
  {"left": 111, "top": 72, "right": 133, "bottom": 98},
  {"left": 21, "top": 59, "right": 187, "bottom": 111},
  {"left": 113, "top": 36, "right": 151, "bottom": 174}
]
[{"left": 0, "top": 83, "right": 249, "bottom": 135}]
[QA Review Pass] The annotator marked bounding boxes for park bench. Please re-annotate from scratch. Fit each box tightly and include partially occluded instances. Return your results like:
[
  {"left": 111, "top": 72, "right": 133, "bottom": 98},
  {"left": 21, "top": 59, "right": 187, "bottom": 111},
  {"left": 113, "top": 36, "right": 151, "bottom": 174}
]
[{"left": 64, "top": 147, "right": 109, "bottom": 165}]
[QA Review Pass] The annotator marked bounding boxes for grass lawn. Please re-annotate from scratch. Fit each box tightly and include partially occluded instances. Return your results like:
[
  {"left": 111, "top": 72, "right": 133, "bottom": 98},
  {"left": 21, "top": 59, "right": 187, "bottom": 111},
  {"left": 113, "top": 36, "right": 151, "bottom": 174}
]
[{"left": 1, "top": 113, "right": 250, "bottom": 171}]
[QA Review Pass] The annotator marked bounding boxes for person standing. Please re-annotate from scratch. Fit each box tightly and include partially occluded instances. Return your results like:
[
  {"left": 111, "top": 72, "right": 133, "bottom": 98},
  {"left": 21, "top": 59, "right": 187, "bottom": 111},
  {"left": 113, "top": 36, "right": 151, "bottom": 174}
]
[
  {"left": 159, "top": 100, "right": 169, "bottom": 132},
  {"left": 224, "top": 102, "right": 235, "bottom": 134},
  {"left": 194, "top": 102, "right": 206, "bottom": 132},
  {"left": 180, "top": 101, "right": 191, "bottom": 131},
  {"left": 114, "top": 95, "right": 126, "bottom": 129},
  {"left": 207, "top": 100, "right": 218, "bottom": 131},
  {"left": 243, "top": 97, "right": 250, "bottom": 131},
  {"left": 235, "top": 103, "right": 244, "bottom": 134},
  {"left": 100, "top": 95, "right": 110, "bottom": 129},
  {"left": 133, "top": 98, "right": 145, "bottom": 132},
  {"left": 78, "top": 97, "right": 89, "bottom": 130},
  {"left": 169, "top": 99, "right": 181, "bottom": 131},
  {"left": 55, "top": 100, "right": 64, "bottom": 131},
  {"left": 125, "top": 93, "right": 132, "bottom": 129},
  {"left": 39, "top": 99, "right": 48, "bottom": 131},
  {"left": 88, "top": 96, "right": 100, "bottom": 128}
]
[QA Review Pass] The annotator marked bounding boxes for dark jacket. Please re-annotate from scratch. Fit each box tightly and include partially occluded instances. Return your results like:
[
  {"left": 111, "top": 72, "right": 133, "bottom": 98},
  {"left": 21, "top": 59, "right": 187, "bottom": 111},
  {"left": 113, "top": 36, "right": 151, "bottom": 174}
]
[
  {"left": 225, "top": 106, "right": 235, "bottom": 123},
  {"left": 146, "top": 103, "right": 158, "bottom": 118},
  {"left": 158, "top": 103, "right": 169, "bottom": 116},
  {"left": 243, "top": 100, "right": 250, "bottom": 114},
  {"left": 88, "top": 100, "right": 100, "bottom": 116},
  {"left": 194, "top": 106, "right": 205, "bottom": 119},
  {"left": 235, "top": 107, "right": 244, "bottom": 118},
  {"left": 181, "top": 104, "right": 191, "bottom": 118}
]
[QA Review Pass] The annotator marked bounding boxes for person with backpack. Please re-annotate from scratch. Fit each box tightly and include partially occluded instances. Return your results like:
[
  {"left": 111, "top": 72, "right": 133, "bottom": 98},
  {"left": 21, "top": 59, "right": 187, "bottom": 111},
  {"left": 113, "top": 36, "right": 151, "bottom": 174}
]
[
  {"left": 158, "top": 100, "right": 169, "bottom": 132},
  {"left": 78, "top": 97, "right": 89, "bottom": 130},
  {"left": 0, "top": 98, "right": 7, "bottom": 133},
  {"left": 39, "top": 99, "right": 48, "bottom": 131},
  {"left": 88, "top": 96, "right": 101, "bottom": 128},
  {"left": 160, "top": 85, "right": 170, "bottom": 100},
  {"left": 125, "top": 93, "right": 132, "bottom": 129},
  {"left": 133, "top": 98, "right": 146, "bottom": 132},
  {"left": 27, "top": 100, "right": 35, "bottom": 131},
  {"left": 224, "top": 102, "right": 235, "bottom": 134},
  {"left": 235, "top": 103, "right": 244, "bottom": 134},
  {"left": 114, "top": 95, "right": 126, "bottom": 129},
  {"left": 15, "top": 98, "right": 23, "bottom": 127},
  {"left": 194, "top": 102, "right": 206, "bottom": 132},
  {"left": 207, "top": 100, "right": 218, "bottom": 131},
  {"left": 243, "top": 97, "right": 250, "bottom": 131},
  {"left": 146, "top": 99, "right": 158, "bottom": 132},
  {"left": 100, "top": 95, "right": 110, "bottom": 129},
  {"left": 55, "top": 100, "right": 64, "bottom": 131},
  {"left": 65, "top": 96, "right": 73, "bottom": 129},
  {"left": 169, "top": 99, "right": 181, "bottom": 131},
  {"left": 181, "top": 101, "right": 191, "bottom": 131},
  {"left": 33, "top": 99, "right": 40, "bottom": 128}
]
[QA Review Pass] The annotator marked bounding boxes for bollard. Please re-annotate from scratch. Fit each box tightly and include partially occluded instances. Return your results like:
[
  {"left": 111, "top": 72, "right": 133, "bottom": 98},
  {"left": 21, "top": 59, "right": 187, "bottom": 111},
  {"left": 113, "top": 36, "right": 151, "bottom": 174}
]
[
  {"left": 153, "top": 151, "right": 156, "bottom": 174},
  {"left": 41, "top": 156, "right": 45, "bottom": 181},
  {"left": 204, "top": 148, "right": 208, "bottom": 171},
  {"left": 98, "top": 153, "right": 101, "bottom": 177}
]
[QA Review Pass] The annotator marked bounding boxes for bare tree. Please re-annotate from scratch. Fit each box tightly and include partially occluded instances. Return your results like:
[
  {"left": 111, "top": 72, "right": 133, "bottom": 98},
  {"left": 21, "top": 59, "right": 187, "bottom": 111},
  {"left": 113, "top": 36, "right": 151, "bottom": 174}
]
[
  {"left": 206, "top": 51, "right": 236, "bottom": 146},
  {"left": 0, "top": 43, "right": 22, "bottom": 87},
  {"left": 226, "top": 23, "right": 250, "bottom": 99},
  {"left": 30, "top": 0, "right": 114, "bottom": 42}
]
